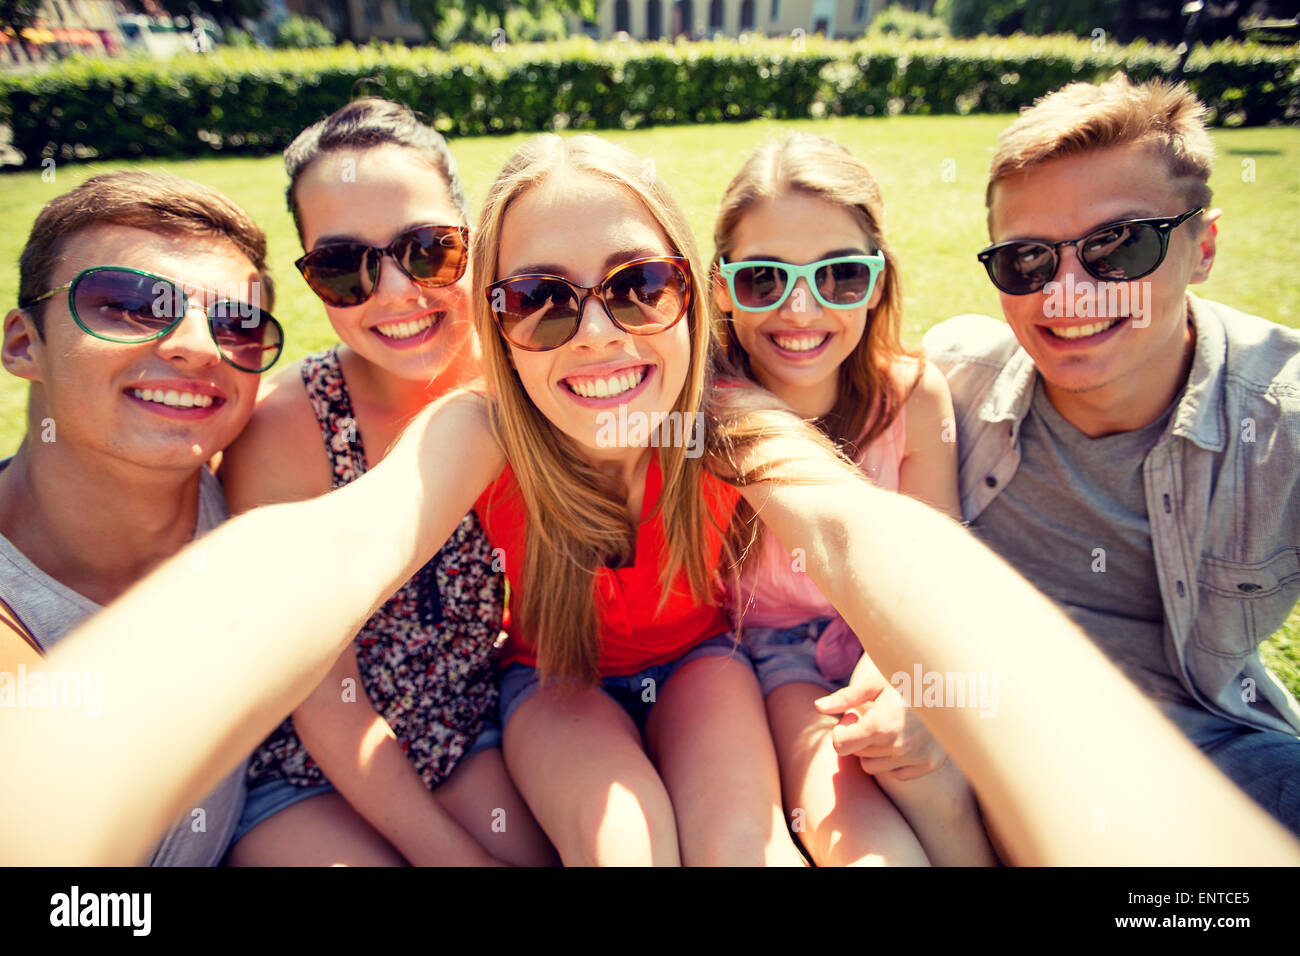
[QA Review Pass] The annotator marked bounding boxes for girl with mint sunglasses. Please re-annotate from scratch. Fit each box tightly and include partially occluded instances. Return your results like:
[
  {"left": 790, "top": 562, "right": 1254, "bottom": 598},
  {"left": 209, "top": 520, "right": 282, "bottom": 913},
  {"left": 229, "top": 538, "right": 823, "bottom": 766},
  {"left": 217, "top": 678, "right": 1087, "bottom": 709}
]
[{"left": 711, "top": 133, "right": 997, "bottom": 866}]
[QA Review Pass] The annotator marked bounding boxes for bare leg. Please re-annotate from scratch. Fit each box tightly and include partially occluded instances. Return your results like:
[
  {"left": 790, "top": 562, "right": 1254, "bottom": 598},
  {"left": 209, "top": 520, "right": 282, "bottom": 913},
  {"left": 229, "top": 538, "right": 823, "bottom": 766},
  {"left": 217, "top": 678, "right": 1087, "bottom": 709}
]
[
  {"left": 503, "top": 683, "right": 680, "bottom": 865},
  {"left": 766, "top": 682, "right": 929, "bottom": 866},
  {"left": 875, "top": 761, "right": 998, "bottom": 866},
  {"left": 228, "top": 791, "right": 406, "bottom": 866},
  {"left": 435, "top": 747, "right": 560, "bottom": 866},
  {"left": 646, "top": 655, "right": 807, "bottom": 866}
]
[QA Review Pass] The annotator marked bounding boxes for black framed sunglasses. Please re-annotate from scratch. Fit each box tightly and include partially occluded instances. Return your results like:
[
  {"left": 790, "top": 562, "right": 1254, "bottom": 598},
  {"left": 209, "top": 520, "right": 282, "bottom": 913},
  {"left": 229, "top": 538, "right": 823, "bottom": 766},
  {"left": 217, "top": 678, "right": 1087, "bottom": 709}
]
[
  {"left": 977, "top": 207, "right": 1204, "bottom": 296},
  {"left": 295, "top": 224, "right": 469, "bottom": 308},
  {"left": 20, "top": 266, "right": 284, "bottom": 373},
  {"left": 486, "top": 256, "right": 692, "bottom": 352}
]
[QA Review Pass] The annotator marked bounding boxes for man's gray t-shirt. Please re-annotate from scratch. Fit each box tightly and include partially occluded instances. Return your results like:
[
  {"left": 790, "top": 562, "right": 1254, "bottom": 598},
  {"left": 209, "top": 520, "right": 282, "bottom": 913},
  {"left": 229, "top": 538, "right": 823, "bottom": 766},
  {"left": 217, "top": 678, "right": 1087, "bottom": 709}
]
[
  {"left": 972, "top": 378, "right": 1196, "bottom": 706},
  {"left": 0, "top": 467, "right": 247, "bottom": 866}
]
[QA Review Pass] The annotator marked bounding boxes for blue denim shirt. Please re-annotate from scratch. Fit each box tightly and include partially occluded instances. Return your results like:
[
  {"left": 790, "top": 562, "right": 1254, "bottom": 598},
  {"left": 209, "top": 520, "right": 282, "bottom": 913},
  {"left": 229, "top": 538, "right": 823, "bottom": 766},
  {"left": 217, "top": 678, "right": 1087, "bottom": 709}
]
[{"left": 923, "top": 294, "right": 1300, "bottom": 736}]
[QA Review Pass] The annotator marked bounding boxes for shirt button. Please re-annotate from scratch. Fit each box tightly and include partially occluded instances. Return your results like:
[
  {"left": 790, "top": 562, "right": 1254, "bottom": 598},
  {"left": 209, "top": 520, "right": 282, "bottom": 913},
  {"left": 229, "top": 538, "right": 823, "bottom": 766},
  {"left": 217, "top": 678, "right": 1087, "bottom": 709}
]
[
  {"left": 985, "top": 475, "right": 998, "bottom": 488},
  {"left": 1176, "top": 580, "right": 1186, "bottom": 598}
]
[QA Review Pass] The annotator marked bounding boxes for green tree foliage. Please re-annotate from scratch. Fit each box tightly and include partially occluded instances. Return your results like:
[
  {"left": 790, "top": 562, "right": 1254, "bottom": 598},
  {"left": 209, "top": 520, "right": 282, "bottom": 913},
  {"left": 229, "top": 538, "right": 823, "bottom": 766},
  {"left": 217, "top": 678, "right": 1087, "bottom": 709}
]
[
  {"left": 461, "top": 0, "right": 596, "bottom": 30},
  {"left": 868, "top": 5, "right": 949, "bottom": 39},
  {"left": 430, "top": 3, "right": 571, "bottom": 45},
  {"left": 274, "top": 15, "right": 335, "bottom": 48},
  {"left": 935, "top": 0, "right": 1122, "bottom": 39},
  {"left": 408, "top": 0, "right": 595, "bottom": 43},
  {"left": 932, "top": 0, "right": 1277, "bottom": 44}
]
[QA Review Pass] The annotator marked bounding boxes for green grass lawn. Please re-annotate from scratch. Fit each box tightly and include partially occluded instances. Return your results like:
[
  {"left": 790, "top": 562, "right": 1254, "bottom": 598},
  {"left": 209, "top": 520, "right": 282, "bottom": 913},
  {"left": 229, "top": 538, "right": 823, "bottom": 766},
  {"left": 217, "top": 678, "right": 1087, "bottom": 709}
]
[{"left": 1, "top": 114, "right": 1298, "bottom": 693}]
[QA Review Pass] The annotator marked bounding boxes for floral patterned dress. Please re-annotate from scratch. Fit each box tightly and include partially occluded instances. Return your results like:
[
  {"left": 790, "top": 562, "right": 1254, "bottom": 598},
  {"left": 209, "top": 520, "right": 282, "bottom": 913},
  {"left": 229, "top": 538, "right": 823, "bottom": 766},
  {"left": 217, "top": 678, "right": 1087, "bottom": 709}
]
[{"left": 245, "top": 347, "right": 505, "bottom": 791}]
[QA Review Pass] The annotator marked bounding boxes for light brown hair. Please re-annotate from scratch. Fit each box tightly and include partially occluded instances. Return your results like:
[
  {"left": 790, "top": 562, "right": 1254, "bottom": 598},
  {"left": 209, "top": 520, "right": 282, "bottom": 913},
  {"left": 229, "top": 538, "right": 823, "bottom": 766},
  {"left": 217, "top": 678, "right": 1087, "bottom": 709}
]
[
  {"left": 986, "top": 73, "right": 1215, "bottom": 228},
  {"left": 18, "top": 170, "right": 273, "bottom": 337},
  {"left": 709, "top": 133, "right": 918, "bottom": 457}
]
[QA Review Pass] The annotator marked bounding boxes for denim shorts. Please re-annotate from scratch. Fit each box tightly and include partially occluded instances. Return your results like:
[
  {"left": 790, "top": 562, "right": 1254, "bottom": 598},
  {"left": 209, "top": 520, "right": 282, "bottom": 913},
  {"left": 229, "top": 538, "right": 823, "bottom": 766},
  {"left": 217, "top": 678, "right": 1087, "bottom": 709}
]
[
  {"left": 1157, "top": 699, "right": 1300, "bottom": 838},
  {"left": 742, "top": 616, "right": 843, "bottom": 697},
  {"left": 231, "top": 717, "right": 504, "bottom": 845},
  {"left": 498, "top": 632, "right": 751, "bottom": 732}
]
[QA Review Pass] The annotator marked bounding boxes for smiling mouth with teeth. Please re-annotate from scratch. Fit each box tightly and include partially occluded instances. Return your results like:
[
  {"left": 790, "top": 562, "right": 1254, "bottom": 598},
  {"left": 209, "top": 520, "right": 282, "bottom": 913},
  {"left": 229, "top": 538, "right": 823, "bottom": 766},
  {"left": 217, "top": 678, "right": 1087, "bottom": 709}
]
[
  {"left": 374, "top": 312, "right": 443, "bottom": 339},
  {"left": 564, "top": 366, "right": 648, "bottom": 399},
  {"left": 130, "top": 388, "right": 216, "bottom": 409},
  {"left": 770, "top": 331, "right": 830, "bottom": 353},
  {"left": 1044, "top": 318, "right": 1124, "bottom": 340}
]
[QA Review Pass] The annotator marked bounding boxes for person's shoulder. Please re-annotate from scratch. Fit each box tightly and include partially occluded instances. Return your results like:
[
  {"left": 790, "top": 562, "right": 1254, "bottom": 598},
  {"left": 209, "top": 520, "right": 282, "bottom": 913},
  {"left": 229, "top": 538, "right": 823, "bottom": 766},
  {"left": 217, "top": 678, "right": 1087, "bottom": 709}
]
[
  {"left": 218, "top": 358, "right": 332, "bottom": 512},
  {"left": 1199, "top": 296, "right": 1300, "bottom": 343},
  {"left": 442, "top": 380, "right": 495, "bottom": 413},
  {"left": 897, "top": 358, "right": 954, "bottom": 451},
  {"left": 902, "top": 358, "right": 953, "bottom": 416},
  {"left": 236, "top": 359, "right": 322, "bottom": 451},
  {"left": 921, "top": 314, "right": 1021, "bottom": 369},
  {"left": 1199, "top": 297, "right": 1300, "bottom": 396}
]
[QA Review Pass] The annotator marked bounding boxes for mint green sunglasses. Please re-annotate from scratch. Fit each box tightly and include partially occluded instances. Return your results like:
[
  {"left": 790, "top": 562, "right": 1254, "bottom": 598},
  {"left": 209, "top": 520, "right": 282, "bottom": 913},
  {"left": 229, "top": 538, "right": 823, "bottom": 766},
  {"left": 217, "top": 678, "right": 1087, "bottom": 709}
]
[{"left": 718, "top": 253, "right": 885, "bottom": 313}]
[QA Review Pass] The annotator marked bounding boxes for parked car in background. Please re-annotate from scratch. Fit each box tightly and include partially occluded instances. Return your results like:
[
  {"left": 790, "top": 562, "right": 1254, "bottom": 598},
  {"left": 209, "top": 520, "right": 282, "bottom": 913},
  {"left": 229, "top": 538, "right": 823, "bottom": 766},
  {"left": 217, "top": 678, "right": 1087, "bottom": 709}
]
[{"left": 116, "top": 14, "right": 220, "bottom": 58}]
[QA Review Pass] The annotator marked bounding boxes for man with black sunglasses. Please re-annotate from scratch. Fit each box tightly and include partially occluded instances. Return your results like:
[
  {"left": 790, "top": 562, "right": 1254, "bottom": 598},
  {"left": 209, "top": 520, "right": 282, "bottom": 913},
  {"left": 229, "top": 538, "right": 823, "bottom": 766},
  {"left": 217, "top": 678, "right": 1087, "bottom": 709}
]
[
  {"left": 924, "top": 74, "right": 1300, "bottom": 836},
  {"left": 0, "top": 170, "right": 282, "bottom": 863}
]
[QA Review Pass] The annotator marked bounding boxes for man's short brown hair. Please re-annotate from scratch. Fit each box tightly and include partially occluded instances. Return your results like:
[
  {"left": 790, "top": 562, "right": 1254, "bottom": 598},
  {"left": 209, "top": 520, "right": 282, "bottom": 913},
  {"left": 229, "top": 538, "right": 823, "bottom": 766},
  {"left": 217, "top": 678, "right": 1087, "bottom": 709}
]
[
  {"left": 17, "top": 170, "right": 274, "bottom": 337},
  {"left": 986, "top": 73, "right": 1215, "bottom": 227}
]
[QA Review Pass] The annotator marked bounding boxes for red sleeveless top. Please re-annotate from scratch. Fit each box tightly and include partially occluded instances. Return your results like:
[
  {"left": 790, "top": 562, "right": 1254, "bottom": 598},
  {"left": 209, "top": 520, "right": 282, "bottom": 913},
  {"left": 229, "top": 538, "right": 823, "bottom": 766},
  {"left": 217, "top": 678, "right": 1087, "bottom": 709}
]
[{"left": 475, "top": 455, "right": 742, "bottom": 676}]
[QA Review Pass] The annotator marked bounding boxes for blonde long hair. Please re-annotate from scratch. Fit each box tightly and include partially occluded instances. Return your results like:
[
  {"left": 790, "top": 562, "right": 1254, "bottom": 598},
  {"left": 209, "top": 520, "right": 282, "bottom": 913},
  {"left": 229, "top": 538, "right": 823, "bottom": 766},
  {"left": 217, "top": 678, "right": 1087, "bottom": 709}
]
[
  {"left": 474, "top": 134, "right": 865, "bottom": 683},
  {"left": 710, "top": 133, "right": 918, "bottom": 457},
  {"left": 473, "top": 134, "right": 721, "bottom": 685}
]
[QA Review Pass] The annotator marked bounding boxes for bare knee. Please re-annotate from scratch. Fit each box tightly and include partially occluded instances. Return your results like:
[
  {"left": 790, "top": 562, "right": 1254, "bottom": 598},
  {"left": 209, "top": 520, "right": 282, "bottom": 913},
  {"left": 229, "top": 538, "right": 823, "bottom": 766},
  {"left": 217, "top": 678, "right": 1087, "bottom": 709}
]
[
  {"left": 437, "top": 749, "right": 559, "bottom": 867},
  {"left": 684, "top": 822, "right": 770, "bottom": 866},
  {"left": 562, "top": 781, "right": 677, "bottom": 866},
  {"left": 677, "top": 800, "right": 799, "bottom": 866}
]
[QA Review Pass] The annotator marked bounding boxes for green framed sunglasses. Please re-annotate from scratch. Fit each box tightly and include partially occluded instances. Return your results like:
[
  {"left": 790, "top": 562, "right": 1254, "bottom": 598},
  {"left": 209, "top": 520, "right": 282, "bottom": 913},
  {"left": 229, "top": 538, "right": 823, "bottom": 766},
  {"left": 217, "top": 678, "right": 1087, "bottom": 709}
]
[
  {"left": 21, "top": 265, "right": 284, "bottom": 373},
  {"left": 718, "top": 253, "right": 886, "bottom": 313}
]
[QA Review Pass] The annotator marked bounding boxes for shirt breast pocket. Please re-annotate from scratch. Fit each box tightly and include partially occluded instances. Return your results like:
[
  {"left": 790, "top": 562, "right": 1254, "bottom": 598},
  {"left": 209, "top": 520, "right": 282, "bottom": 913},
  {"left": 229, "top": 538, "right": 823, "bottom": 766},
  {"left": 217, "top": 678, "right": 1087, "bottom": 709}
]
[{"left": 1195, "top": 548, "right": 1300, "bottom": 657}]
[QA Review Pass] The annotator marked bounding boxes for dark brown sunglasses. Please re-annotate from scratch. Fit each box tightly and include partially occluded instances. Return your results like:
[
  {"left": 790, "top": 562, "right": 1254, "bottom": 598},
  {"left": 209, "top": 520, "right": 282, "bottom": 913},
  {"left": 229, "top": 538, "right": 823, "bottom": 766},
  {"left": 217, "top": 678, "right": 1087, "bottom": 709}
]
[{"left": 295, "top": 224, "right": 469, "bottom": 308}]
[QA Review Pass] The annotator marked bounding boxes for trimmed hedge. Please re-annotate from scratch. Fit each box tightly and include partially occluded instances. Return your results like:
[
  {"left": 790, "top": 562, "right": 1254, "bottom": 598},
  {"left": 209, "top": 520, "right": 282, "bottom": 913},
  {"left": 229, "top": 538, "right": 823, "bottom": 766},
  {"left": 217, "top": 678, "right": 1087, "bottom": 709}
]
[{"left": 1, "top": 35, "right": 1296, "bottom": 168}]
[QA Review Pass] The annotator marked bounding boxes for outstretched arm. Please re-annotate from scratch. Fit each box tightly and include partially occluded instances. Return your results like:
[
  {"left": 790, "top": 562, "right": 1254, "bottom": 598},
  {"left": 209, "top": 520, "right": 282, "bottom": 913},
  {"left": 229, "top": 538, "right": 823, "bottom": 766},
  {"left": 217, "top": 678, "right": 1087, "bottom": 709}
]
[
  {"left": 738, "top": 451, "right": 1300, "bottom": 865},
  {"left": 222, "top": 368, "right": 504, "bottom": 866},
  {"left": 0, "top": 389, "right": 503, "bottom": 865}
]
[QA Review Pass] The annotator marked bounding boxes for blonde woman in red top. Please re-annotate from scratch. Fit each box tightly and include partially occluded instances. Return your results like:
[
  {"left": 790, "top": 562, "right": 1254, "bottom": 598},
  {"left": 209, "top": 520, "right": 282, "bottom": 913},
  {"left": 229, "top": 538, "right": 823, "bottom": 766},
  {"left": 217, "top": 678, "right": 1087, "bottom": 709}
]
[{"left": 472, "top": 133, "right": 805, "bottom": 865}]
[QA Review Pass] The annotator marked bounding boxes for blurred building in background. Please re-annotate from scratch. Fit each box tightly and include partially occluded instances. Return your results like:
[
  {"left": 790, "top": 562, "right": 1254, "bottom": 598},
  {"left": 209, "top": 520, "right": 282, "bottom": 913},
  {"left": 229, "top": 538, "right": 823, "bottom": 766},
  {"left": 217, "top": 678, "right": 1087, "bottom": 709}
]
[
  {"left": 2, "top": 0, "right": 125, "bottom": 64},
  {"left": 585, "top": 0, "right": 889, "bottom": 40}
]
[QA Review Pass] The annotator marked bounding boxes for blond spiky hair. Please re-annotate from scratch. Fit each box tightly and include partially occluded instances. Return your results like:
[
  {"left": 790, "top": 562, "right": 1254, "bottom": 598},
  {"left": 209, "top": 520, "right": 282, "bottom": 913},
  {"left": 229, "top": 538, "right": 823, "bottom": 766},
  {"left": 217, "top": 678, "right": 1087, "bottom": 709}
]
[{"left": 986, "top": 73, "right": 1215, "bottom": 228}]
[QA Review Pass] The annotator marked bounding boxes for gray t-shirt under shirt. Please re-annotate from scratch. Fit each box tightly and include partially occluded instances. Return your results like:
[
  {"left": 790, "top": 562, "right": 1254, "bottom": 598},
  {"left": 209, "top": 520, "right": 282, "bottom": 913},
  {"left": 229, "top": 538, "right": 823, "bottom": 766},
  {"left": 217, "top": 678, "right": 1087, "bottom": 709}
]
[
  {"left": 0, "top": 467, "right": 247, "bottom": 866},
  {"left": 973, "top": 378, "right": 1196, "bottom": 707}
]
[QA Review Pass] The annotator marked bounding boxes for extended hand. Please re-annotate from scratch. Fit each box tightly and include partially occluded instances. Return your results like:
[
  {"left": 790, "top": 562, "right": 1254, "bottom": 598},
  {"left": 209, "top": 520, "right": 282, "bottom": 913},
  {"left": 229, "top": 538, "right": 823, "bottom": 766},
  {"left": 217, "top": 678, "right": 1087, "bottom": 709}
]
[{"left": 813, "top": 661, "right": 948, "bottom": 782}]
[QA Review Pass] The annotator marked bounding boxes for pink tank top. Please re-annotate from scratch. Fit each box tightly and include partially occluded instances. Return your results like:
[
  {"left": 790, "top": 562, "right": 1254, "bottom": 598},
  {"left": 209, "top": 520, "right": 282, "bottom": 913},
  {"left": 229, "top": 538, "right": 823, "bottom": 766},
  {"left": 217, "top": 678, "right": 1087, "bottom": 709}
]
[{"left": 728, "top": 378, "right": 909, "bottom": 629}]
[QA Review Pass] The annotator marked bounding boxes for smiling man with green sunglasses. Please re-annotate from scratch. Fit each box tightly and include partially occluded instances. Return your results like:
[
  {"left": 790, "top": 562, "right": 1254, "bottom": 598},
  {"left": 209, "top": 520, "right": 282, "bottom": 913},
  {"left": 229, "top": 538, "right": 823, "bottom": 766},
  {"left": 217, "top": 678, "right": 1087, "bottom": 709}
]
[
  {"left": 0, "top": 170, "right": 283, "bottom": 865},
  {"left": 24, "top": 264, "right": 283, "bottom": 374}
]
